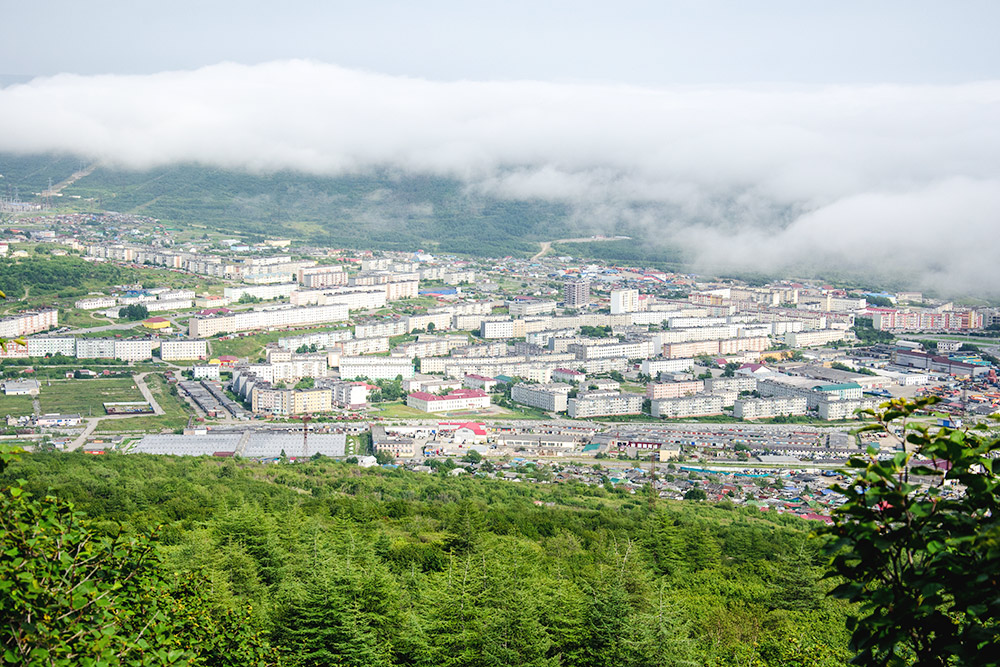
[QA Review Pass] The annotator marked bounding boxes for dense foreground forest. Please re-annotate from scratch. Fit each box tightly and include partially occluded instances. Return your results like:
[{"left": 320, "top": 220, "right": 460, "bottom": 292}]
[{"left": 1, "top": 450, "right": 853, "bottom": 666}]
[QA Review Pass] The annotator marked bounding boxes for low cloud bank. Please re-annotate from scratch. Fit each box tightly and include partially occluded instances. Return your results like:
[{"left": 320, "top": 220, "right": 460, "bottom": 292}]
[{"left": 2, "top": 61, "right": 998, "bottom": 294}]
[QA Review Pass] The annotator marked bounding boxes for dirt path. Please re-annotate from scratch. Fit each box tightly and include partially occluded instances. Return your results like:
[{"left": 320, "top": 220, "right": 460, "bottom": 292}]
[
  {"left": 41, "top": 163, "right": 97, "bottom": 197},
  {"left": 531, "top": 236, "right": 630, "bottom": 261}
]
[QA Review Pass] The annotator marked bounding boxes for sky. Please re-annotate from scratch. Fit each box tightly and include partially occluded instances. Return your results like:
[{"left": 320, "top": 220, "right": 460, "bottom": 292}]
[{"left": 1, "top": 1, "right": 998, "bottom": 294}]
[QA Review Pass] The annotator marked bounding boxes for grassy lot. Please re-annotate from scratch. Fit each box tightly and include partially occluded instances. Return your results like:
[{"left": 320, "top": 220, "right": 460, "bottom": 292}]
[
  {"left": 493, "top": 405, "right": 551, "bottom": 420},
  {"left": 95, "top": 373, "right": 194, "bottom": 434},
  {"left": 209, "top": 326, "right": 351, "bottom": 360},
  {"left": 375, "top": 401, "right": 434, "bottom": 419},
  {"left": 39, "top": 378, "right": 143, "bottom": 415},
  {"left": 621, "top": 383, "right": 646, "bottom": 394},
  {"left": 0, "top": 395, "right": 36, "bottom": 417}
]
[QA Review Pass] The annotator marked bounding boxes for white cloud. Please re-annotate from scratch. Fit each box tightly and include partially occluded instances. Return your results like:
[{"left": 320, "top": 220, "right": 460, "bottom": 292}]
[{"left": 2, "top": 60, "right": 999, "bottom": 294}]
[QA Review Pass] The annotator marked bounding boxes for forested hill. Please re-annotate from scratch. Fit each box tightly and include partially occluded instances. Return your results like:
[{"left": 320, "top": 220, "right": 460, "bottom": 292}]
[
  {"left": 1, "top": 153, "right": 695, "bottom": 263},
  {"left": 1, "top": 451, "right": 853, "bottom": 666}
]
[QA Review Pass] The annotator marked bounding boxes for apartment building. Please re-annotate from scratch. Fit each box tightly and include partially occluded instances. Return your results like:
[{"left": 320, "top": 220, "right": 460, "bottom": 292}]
[
  {"left": 567, "top": 339, "right": 656, "bottom": 360},
  {"left": 114, "top": 339, "right": 157, "bottom": 362},
  {"left": 610, "top": 289, "right": 639, "bottom": 315},
  {"left": 564, "top": 280, "right": 590, "bottom": 307},
  {"left": 395, "top": 336, "right": 468, "bottom": 358},
  {"left": 508, "top": 299, "right": 558, "bottom": 317},
  {"left": 405, "top": 312, "right": 452, "bottom": 333},
  {"left": 160, "top": 339, "right": 209, "bottom": 361},
  {"left": 651, "top": 394, "right": 726, "bottom": 419},
  {"left": 75, "top": 296, "right": 116, "bottom": 310},
  {"left": 510, "top": 383, "right": 573, "bottom": 412},
  {"left": 480, "top": 319, "right": 515, "bottom": 339},
  {"left": 251, "top": 385, "right": 333, "bottom": 415},
  {"left": 223, "top": 283, "right": 299, "bottom": 302},
  {"left": 646, "top": 380, "right": 705, "bottom": 400},
  {"left": 0, "top": 309, "right": 58, "bottom": 339},
  {"left": 278, "top": 329, "right": 353, "bottom": 350},
  {"left": 385, "top": 280, "right": 419, "bottom": 300},
  {"left": 733, "top": 397, "right": 808, "bottom": 420},
  {"left": 298, "top": 265, "right": 347, "bottom": 288},
  {"left": 354, "top": 320, "right": 407, "bottom": 339},
  {"left": 640, "top": 358, "right": 696, "bottom": 375},
  {"left": 327, "top": 380, "right": 369, "bottom": 409},
  {"left": 26, "top": 337, "right": 76, "bottom": 357},
  {"left": 567, "top": 391, "right": 643, "bottom": 419},
  {"left": 784, "top": 329, "right": 850, "bottom": 348},
  {"left": 192, "top": 365, "right": 221, "bottom": 381},
  {"left": 189, "top": 304, "right": 349, "bottom": 337},
  {"left": 338, "top": 355, "right": 415, "bottom": 381}
]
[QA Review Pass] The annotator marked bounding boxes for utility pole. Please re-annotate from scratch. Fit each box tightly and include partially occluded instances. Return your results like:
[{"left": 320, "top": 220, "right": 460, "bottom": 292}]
[{"left": 302, "top": 414, "right": 312, "bottom": 459}]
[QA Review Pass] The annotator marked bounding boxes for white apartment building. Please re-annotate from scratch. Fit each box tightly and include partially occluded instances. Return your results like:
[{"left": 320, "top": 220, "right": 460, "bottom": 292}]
[
  {"left": 568, "top": 340, "right": 656, "bottom": 361},
  {"left": 733, "top": 397, "right": 808, "bottom": 420},
  {"left": 114, "top": 339, "right": 157, "bottom": 362},
  {"left": 651, "top": 394, "right": 726, "bottom": 419},
  {"left": 646, "top": 380, "right": 705, "bottom": 400},
  {"left": 784, "top": 329, "right": 851, "bottom": 348},
  {"left": 74, "top": 338, "right": 117, "bottom": 358},
  {"left": 328, "top": 381, "right": 369, "bottom": 409},
  {"left": 338, "top": 355, "right": 415, "bottom": 380},
  {"left": 223, "top": 283, "right": 299, "bottom": 302},
  {"left": 610, "top": 289, "right": 639, "bottom": 315},
  {"left": 26, "top": 337, "right": 76, "bottom": 357},
  {"left": 192, "top": 365, "right": 221, "bottom": 380},
  {"left": 189, "top": 303, "right": 349, "bottom": 337},
  {"left": 705, "top": 376, "right": 758, "bottom": 393},
  {"left": 355, "top": 320, "right": 408, "bottom": 339},
  {"left": 278, "top": 329, "right": 353, "bottom": 350},
  {"left": 443, "top": 270, "right": 475, "bottom": 285},
  {"left": 75, "top": 296, "right": 117, "bottom": 310},
  {"left": 640, "top": 358, "right": 696, "bottom": 376},
  {"left": 292, "top": 287, "right": 387, "bottom": 310},
  {"left": 567, "top": 391, "right": 643, "bottom": 419},
  {"left": 406, "top": 312, "right": 453, "bottom": 333},
  {"left": 511, "top": 382, "right": 573, "bottom": 412},
  {"left": 818, "top": 398, "right": 879, "bottom": 421},
  {"left": 160, "top": 339, "right": 209, "bottom": 361},
  {"left": 508, "top": 300, "right": 558, "bottom": 317},
  {"left": 395, "top": 336, "right": 468, "bottom": 358},
  {"left": 386, "top": 280, "right": 419, "bottom": 300},
  {"left": 336, "top": 337, "right": 390, "bottom": 356},
  {"left": 480, "top": 319, "right": 515, "bottom": 339},
  {"left": 299, "top": 265, "right": 347, "bottom": 288}
]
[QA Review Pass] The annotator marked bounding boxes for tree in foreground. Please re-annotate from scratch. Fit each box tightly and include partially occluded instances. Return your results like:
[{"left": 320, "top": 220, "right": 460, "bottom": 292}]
[
  {"left": 825, "top": 397, "right": 1000, "bottom": 666},
  {"left": 0, "top": 449, "right": 278, "bottom": 666}
]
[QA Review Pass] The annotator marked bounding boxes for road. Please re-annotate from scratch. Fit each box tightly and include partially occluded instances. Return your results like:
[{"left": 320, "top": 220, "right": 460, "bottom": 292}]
[
  {"left": 69, "top": 321, "right": 144, "bottom": 334},
  {"left": 65, "top": 372, "right": 165, "bottom": 450},
  {"left": 134, "top": 372, "right": 165, "bottom": 415},
  {"left": 530, "top": 236, "right": 631, "bottom": 261}
]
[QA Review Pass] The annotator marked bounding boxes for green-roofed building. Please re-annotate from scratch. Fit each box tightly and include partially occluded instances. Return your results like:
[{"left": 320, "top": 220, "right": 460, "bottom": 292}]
[{"left": 815, "top": 382, "right": 863, "bottom": 400}]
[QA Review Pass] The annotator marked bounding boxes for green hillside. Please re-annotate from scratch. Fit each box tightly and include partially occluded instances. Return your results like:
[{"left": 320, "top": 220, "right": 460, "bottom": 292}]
[
  {"left": 0, "top": 153, "right": 696, "bottom": 261},
  {"left": 1, "top": 451, "right": 853, "bottom": 666}
]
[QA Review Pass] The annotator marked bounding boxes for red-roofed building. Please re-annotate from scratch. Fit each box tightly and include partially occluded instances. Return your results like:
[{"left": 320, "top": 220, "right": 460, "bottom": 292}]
[
  {"left": 407, "top": 389, "right": 491, "bottom": 413},
  {"left": 552, "top": 368, "right": 586, "bottom": 383}
]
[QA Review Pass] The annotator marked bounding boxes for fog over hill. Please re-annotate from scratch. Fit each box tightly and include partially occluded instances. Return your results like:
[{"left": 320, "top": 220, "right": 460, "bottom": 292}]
[{"left": 1, "top": 61, "right": 999, "bottom": 294}]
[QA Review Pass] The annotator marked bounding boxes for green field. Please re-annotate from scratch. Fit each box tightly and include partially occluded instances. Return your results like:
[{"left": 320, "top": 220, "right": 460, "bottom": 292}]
[
  {"left": 375, "top": 401, "right": 435, "bottom": 419},
  {"left": 0, "top": 395, "right": 36, "bottom": 418},
  {"left": 38, "top": 378, "right": 143, "bottom": 416},
  {"left": 208, "top": 326, "right": 351, "bottom": 360},
  {"left": 95, "top": 373, "right": 193, "bottom": 434}
]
